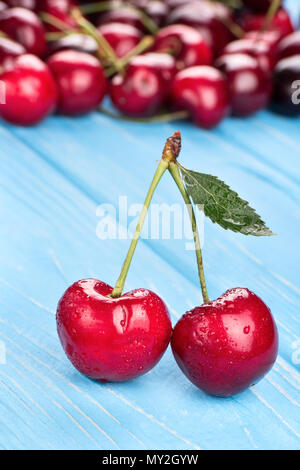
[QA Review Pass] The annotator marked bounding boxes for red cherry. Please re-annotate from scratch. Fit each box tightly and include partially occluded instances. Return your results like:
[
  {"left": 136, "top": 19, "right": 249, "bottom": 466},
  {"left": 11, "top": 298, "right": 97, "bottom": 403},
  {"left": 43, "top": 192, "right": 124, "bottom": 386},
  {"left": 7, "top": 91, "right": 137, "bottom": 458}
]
[
  {"left": 0, "top": 54, "right": 57, "bottom": 125},
  {"left": 171, "top": 288, "right": 278, "bottom": 397},
  {"left": 242, "top": 0, "right": 282, "bottom": 13},
  {"left": 98, "top": 22, "right": 142, "bottom": 59},
  {"left": 278, "top": 31, "right": 300, "bottom": 60},
  {"left": 110, "top": 52, "right": 176, "bottom": 117},
  {"left": 142, "top": 0, "right": 169, "bottom": 28},
  {"left": 271, "top": 55, "right": 300, "bottom": 116},
  {"left": 97, "top": 7, "right": 145, "bottom": 33},
  {"left": 0, "top": 7, "right": 47, "bottom": 57},
  {"left": 240, "top": 7, "right": 294, "bottom": 40},
  {"left": 154, "top": 24, "right": 212, "bottom": 69},
  {"left": 56, "top": 279, "right": 172, "bottom": 382},
  {"left": 167, "top": 0, "right": 233, "bottom": 56},
  {"left": 0, "top": 1, "right": 7, "bottom": 11},
  {"left": 171, "top": 65, "right": 230, "bottom": 129},
  {"left": 6, "top": 0, "right": 37, "bottom": 9},
  {"left": 0, "top": 36, "right": 26, "bottom": 70},
  {"left": 37, "top": 0, "right": 78, "bottom": 32},
  {"left": 47, "top": 33, "right": 98, "bottom": 56},
  {"left": 46, "top": 49, "right": 107, "bottom": 115},
  {"left": 221, "top": 37, "right": 276, "bottom": 75},
  {"left": 216, "top": 53, "right": 272, "bottom": 116}
]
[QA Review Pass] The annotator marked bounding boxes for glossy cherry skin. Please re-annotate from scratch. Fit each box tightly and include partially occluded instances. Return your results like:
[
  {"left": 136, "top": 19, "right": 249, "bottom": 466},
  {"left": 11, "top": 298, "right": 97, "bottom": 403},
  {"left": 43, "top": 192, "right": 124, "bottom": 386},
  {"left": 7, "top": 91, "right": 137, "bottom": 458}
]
[
  {"left": 0, "top": 7, "right": 47, "bottom": 57},
  {"left": 47, "top": 33, "right": 98, "bottom": 56},
  {"left": 171, "top": 65, "right": 230, "bottom": 129},
  {"left": 0, "top": 36, "right": 26, "bottom": 70},
  {"left": 242, "top": 0, "right": 282, "bottom": 13},
  {"left": 171, "top": 288, "right": 278, "bottom": 397},
  {"left": 0, "top": 54, "right": 57, "bottom": 125},
  {"left": 221, "top": 38, "right": 276, "bottom": 75},
  {"left": 98, "top": 22, "right": 142, "bottom": 59},
  {"left": 216, "top": 53, "right": 272, "bottom": 116},
  {"left": 271, "top": 55, "right": 300, "bottom": 116},
  {"left": 244, "top": 29, "right": 282, "bottom": 50},
  {"left": 0, "top": 1, "right": 7, "bottom": 12},
  {"left": 6, "top": 0, "right": 37, "bottom": 9},
  {"left": 278, "top": 31, "right": 300, "bottom": 60},
  {"left": 47, "top": 49, "right": 107, "bottom": 115},
  {"left": 110, "top": 52, "right": 176, "bottom": 117},
  {"left": 154, "top": 24, "right": 212, "bottom": 69},
  {"left": 56, "top": 279, "right": 172, "bottom": 382},
  {"left": 97, "top": 7, "right": 146, "bottom": 33},
  {"left": 240, "top": 7, "right": 294, "bottom": 40},
  {"left": 167, "top": 0, "right": 233, "bottom": 56},
  {"left": 37, "top": 0, "right": 78, "bottom": 32}
]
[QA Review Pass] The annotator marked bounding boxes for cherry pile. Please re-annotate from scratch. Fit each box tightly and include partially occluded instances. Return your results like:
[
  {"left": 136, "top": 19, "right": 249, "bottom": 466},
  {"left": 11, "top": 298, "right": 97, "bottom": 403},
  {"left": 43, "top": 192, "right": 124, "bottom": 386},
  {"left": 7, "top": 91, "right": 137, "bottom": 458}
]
[{"left": 0, "top": 0, "right": 299, "bottom": 126}]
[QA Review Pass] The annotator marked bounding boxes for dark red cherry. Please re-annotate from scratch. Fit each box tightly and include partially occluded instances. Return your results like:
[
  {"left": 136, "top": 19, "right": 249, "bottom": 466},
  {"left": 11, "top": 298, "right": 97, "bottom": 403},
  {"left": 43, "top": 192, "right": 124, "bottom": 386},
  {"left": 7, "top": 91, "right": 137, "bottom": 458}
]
[
  {"left": 0, "top": 7, "right": 47, "bottom": 57},
  {"left": 171, "top": 65, "right": 230, "bottom": 129},
  {"left": 278, "top": 31, "right": 300, "bottom": 60},
  {"left": 47, "top": 33, "right": 98, "bottom": 56},
  {"left": 216, "top": 53, "right": 272, "bottom": 116},
  {"left": 221, "top": 37, "right": 276, "bottom": 75},
  {"left": 167, "top": 0, "right": 233, "bottom": 56},
  {"left": 6, "top": 0, "right": 37, "bottom": 9},
  {"left": 47, "top": 49, "right": 107, "bottom": 115},
  {"left": 56, "top": 279, "right": 172, "bottom": 382},
  {"left": 37, "top": 0, "right": 78, "bottom": 32},
  {"left": 110, "top": 52, "right": 176, "bottom": 117},
  {"left": 97, "top": 7, "right": 145, "bottom": 33},
  {"left": 98, "top": 22, "right": 142, "bottom": 59},
  {"left": 143, "top": 0, "right": 169, "bottom": 27},
  {"left": 0, "top": 1, "right": 7, "bottom": 11},
  {"left": 171, "top": 288, "right": 278, "bottom": 397},
  {"left": 0, "top": 54, "right": 57, "bottom": 125},
  {"left": 154, "top": 24, "right": 212, "bottom": 69},
  {"left": 0, "top": 36, "right": 26, "bottom": 70},
  {"left": 242, "top": 0, "right": 282, "bottom": 12},
  {"left": 271, "top": 55, "right": 300, "bottom": 116},
  {"left": 240, "top": 7, "right": 294, "bottom": 40}
]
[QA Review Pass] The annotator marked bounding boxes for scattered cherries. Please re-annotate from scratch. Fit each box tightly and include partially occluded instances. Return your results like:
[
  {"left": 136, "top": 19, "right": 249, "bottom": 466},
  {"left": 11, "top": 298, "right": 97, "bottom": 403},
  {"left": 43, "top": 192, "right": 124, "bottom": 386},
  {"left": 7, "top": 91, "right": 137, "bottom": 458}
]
[{"left": 0, "top": 0, "right": 298, "bottom": 127}]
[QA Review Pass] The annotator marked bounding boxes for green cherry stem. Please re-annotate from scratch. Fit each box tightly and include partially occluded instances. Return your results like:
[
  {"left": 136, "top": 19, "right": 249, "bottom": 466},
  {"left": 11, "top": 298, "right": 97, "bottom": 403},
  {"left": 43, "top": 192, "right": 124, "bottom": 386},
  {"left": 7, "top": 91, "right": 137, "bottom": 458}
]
[
  {"left": 110, "top": 133, "right": 181, "bottom": 298},
  {"left": 168, "top": 160, "right": 210, "bottom": 304},
  {"left": 262, "top": 0, "right": 282, "bottom": 31}
]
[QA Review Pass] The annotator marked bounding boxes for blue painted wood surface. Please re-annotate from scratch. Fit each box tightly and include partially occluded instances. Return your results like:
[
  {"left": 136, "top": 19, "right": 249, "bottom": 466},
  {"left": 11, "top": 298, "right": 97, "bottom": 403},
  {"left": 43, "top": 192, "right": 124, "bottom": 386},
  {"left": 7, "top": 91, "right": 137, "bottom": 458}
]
[{"left": 0, "top": 1, "right": 300, "bottom": 450}]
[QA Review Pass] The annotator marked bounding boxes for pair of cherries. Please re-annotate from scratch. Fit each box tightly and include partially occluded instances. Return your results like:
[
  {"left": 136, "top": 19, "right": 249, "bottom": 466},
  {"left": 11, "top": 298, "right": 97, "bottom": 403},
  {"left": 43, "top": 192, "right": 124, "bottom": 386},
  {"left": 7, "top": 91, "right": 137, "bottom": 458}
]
[{"left": 57, "top": 132, "right": 278, "bottom": 398}]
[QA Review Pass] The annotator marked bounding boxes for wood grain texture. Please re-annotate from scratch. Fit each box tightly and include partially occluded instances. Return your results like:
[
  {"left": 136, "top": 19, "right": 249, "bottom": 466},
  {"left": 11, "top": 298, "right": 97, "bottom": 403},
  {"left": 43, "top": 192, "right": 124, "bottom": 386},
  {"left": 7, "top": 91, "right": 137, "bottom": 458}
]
[{"left": 0, "top": 1, "right": 299, "bottom": 449}]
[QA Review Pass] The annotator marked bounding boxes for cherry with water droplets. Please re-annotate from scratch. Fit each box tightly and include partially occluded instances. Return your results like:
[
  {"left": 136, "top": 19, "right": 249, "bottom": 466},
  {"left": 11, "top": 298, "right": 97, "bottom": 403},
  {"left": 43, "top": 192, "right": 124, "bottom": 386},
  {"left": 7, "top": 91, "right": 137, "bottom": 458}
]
[
  {"left": 216, "top": 53, "right": 272, "bottom": 116},
  {"left": 154, "top": 24, "right": 212, "bottom": 69},
  {"left": 0, "top": 53, "right": 58, "bottom": 125},
  {"left": 56, "top": 280, "right": 172, "bottom": 382},
  {"left": 47, "top": 49, "right": 107, "bottom": 115},
  {"left": 0, "top": 7, "right": 47, "bottom": 57},
  {"left": 171, "top": 287, "right": 278, "bottom": 397},
  {"left": 171, "top": 65, "right": 230, "bottom": 129}
]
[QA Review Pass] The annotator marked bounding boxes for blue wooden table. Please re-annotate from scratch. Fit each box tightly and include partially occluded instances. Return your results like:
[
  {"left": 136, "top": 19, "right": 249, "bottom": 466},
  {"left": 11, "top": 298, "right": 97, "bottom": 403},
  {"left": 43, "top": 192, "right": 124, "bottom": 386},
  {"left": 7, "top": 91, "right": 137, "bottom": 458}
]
[{"left": 1, "top": 1, "right": 300, "bottom": 450}]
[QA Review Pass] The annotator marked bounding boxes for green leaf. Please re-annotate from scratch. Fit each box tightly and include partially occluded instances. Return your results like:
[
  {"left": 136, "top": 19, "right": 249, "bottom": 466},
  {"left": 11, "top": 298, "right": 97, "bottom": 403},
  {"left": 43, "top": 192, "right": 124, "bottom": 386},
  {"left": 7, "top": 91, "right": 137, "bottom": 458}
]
[{"left": 179, "top": 166, "right": 274, "bottom": 236}]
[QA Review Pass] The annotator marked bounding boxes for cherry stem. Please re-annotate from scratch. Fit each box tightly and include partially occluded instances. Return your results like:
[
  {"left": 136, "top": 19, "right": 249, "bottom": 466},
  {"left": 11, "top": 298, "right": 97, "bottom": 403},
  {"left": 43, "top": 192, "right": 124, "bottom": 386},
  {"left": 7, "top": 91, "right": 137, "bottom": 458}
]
[
  {"left": 262, "top": 0, "right": 282, "bottom": 31},
  {"left": 99, "top": 107, "right": 190, "bottom": 123},
  {"left": 105, "top": 35, "right": 154, "bottom": 76},
  {"left": 40, "top": 12, "right": 76, "bottom": 32},
  {"left": 168, "top": 161, "right": 210, "bottom": 304},
  {"left": 80, "top": 1, "right": 159, "bottom": 34},
  {"left": 110, "top": 134, "right": 182, "bottom": 298},
  {"left": 72, "top": 9, "right": 123, "bottom": 71}
]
